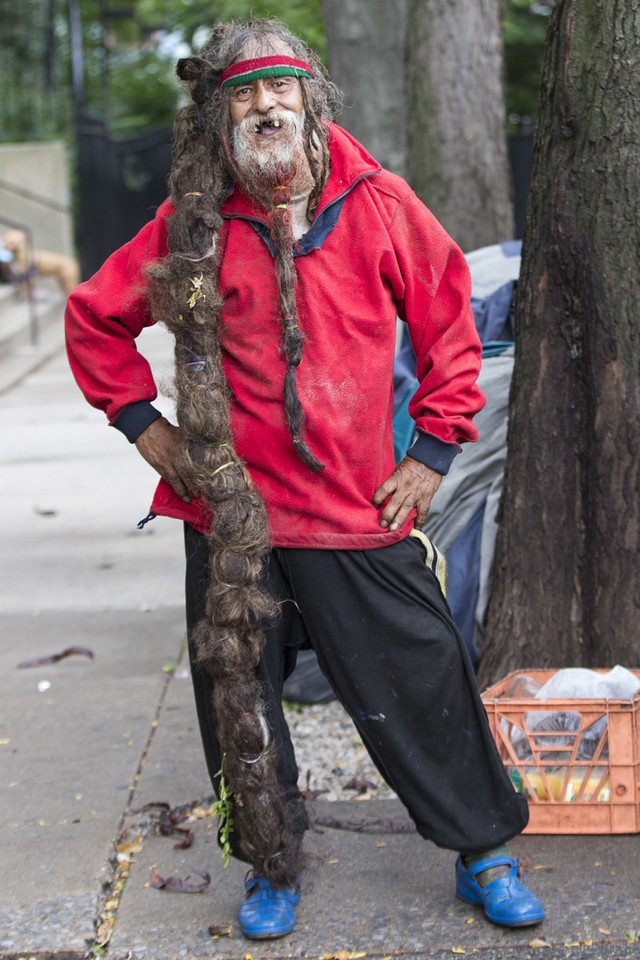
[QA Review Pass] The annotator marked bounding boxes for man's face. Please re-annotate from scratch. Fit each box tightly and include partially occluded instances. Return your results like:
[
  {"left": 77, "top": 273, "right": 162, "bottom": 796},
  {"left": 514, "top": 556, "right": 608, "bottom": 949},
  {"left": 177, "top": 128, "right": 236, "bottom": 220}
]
[
  {"left": 229, "top": 75, "right": 304, "bottom": 143},
  {"left": 227, "top": 38, "right": 309, "bottom": 190}
]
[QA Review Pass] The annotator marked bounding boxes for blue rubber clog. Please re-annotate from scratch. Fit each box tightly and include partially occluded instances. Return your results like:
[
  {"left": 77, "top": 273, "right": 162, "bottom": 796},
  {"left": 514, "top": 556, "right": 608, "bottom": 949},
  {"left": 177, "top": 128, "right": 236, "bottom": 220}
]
[
  {"left": 238, "top": 872, "right": 300, "bottom": 939},
  {"left": 455, "top": 855, "right": 545, "bottom": 927}
]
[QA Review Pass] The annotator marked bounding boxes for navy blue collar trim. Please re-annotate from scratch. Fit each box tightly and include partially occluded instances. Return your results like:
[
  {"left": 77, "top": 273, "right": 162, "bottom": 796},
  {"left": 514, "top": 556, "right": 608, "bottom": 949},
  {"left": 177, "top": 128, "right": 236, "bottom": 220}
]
[{"left": 222, "top": 171, "right": 379, "bottom": 258}]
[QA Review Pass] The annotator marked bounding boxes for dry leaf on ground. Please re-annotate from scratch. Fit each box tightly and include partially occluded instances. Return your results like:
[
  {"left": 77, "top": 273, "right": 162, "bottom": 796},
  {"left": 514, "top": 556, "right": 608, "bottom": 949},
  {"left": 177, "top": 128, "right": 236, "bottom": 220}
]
[
  {"left": 18, "top": 646, "right": 94, "bottom": 669},
  {"left": 323, "top": 952, "right": 366, "bottom": 960},
  {"left": 150, "top": 868, "right": 210, "bottom": 893},
  {"left": 208, "top": 923, "right": 233, "bottom": 937},
  {"left": 529, "top": 939, "right": 551, "bottom": 949},
  {"left": 116, "top": 836, "right": 143, "bottom": 857},
  {"left": 95, "top": 918, "right": 114, "bottom": 946},
  {"left": 189, "top": 805, "right": 214, "bottom": 820}
]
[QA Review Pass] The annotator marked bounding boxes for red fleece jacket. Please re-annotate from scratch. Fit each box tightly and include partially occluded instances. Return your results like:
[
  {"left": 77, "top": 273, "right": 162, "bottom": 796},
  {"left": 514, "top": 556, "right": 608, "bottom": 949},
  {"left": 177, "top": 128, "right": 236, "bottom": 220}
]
[{"left": 66, "top": 123, "right": 484, "bottom": 549}]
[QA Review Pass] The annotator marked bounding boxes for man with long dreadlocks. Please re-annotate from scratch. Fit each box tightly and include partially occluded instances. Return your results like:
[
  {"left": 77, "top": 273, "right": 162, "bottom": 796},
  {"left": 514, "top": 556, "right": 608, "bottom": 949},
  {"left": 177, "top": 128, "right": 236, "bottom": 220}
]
[{"left": 66, "top": 18, "right": 544, "bottom": 941}]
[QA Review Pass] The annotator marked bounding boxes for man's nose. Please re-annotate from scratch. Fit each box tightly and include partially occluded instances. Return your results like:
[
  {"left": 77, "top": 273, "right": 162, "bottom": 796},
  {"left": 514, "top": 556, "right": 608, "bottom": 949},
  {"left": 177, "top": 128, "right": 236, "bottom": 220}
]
[{"left": 254, "top": 80, "right": 277, "bottom": 113}]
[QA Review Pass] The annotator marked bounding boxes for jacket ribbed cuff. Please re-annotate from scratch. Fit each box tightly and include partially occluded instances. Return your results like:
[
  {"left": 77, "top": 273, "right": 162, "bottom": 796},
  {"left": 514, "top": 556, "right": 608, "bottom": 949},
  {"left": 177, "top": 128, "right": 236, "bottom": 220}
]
[
  {"left": 111, "top": 401, "right": 162, "bottom": 443},
  {"left": 406, "top": 430, "right": 460, "bottom": 476}
]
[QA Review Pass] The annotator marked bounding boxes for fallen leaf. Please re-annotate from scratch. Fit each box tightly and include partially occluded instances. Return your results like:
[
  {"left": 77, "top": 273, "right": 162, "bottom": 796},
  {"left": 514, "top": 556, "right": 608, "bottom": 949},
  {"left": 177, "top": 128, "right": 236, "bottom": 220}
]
[
  {"left": 75, "top": 794, "right": 83, "bottom": 800},
  {"left": 38, "top": 820, "right": 46, "bottom": 826},
  {"left": 466, "top": 918, "right": 474, "bottom": 924},
  {"left": 343, "top": 778, "right": 377, "bottom": 794},
  {"left": 327, "top": 858, "right": 339, "bottom": 864},
  {"left": 528, "top": 939, "right": 551, "bottom": 949},
  {"left": 143, "top": 882, "right": 150, "bottom": 888},
  {"left": 95, "top": 918, "right": 114, "bottom": 946},
  {"left": 564, "top": 943, "right": 579, "bottom": 947},
  {"left": 189, "top": 805, "right": 214, "bottom": 820},
  {"left": 584, "top": 940, "right": 592, "bottom": 946},
  {"left": 351, "top": 953, "right": 367, "bottom": 958},
  {"left": 104, "top": 899, "right": 118, "bottom": 911},
  {"left": 376, "top": 842, "right": 386, "bottom": 848},
  {"left": 611, "top": 871, "right": 616, "bottom": 875},
  {"left": 598, "top": 927, "right": 611, "bottom": 935},
  {"left": 627, "top": 930, "right": 638, "bottom": 943},
  {"left": 18, "top": 647, "right": 94, "bottom": 669},
  {"left": 595, "top": 861, "right": 603, "bottom": 866},
  {"left": 245, "top": 954, "right": 253, "bottom": 960},
  {"left": 0, "top": 739, "right": 10, "bottom": 745},
  {"left": 208, "top": 923, "right": 233, "bottom": 937},
  {"left": 150, "top": 868, "right": 211, "bottom": 893},
  {"left": 452, "top": 950, "right": 466, "bottom": 955},
  {"left": 324, "top": 952, "right": 350, "bottom": 960},
  {"left": 302, "top": 769, "right": 329, "bottom": 801},
  {"left": 157, "top": 820, "right": 194, "bottom": 849},
  {"left": 533, "top": 864, "right": 547, "bottom": 869},
  {"left": 116, "top": 836, "right": 143, "bottom": 857},
  {"left": 9, "top": 781, "right": 18, "bottom": 787}
]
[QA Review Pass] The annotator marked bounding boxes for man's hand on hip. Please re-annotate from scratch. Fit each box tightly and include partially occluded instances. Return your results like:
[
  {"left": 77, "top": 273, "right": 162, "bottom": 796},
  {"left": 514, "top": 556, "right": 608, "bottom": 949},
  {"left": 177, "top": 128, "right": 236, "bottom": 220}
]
[
  {"left": 373, "top": 457, "right": 442, "bottom": 532},
  {"left": 134, "top": 417, "right": 193, "bottom": 504}
]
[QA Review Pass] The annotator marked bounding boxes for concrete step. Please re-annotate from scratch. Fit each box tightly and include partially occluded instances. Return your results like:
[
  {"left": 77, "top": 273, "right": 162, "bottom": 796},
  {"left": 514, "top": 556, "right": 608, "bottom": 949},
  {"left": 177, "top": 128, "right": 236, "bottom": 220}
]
[
  {"left": 0, "top": 283, "right": 16, "bottom": 307},
  {"left": 0, "top": 281, "right": 64, "bottom": 361},
  {"left": 0, "top": 305, "right": 66, "bottom": 395}
]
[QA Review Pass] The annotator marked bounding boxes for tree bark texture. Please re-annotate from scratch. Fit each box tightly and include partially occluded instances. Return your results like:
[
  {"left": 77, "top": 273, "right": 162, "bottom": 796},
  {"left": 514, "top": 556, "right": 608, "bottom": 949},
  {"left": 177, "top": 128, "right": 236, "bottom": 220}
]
[
  {"left": 322, "top": 0, "right": 407, "bottom": 177},
  {"left": 479, "top": 0, "right": 640, "bottom": 687},
  {"left": 405, "top": 0, "right": 514, "bottom": 252}
]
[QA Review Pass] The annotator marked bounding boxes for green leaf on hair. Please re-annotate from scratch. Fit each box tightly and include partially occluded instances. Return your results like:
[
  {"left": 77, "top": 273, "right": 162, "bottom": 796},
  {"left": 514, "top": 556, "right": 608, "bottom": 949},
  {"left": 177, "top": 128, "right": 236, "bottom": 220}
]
[{"left": 212, "top": 769, "right": 234, "bottom": 869}]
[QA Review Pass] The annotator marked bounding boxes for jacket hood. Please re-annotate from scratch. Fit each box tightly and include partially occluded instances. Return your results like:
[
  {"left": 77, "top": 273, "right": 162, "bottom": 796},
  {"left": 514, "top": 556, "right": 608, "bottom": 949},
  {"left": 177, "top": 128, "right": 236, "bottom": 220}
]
[{"left": 221, "top": 122, "right": 381, "bottom": 224}]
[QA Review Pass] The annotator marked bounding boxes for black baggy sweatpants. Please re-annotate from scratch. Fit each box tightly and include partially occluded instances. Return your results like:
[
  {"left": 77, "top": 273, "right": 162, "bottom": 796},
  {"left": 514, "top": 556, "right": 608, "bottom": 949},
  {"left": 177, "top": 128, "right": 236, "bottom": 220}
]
[{"left": 184, "top": 523, "right": 528, "bottom": 857}]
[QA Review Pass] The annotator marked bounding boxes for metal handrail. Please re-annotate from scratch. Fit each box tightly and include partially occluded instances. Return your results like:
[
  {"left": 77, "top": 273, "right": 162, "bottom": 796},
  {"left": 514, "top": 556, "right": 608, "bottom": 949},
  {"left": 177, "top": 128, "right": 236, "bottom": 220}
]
[
  {"left": 0, "top": 214, "right": 39, "bottom": 346},
  {"left": 0, "top": 176, "right": 71, "bottom": 215}
]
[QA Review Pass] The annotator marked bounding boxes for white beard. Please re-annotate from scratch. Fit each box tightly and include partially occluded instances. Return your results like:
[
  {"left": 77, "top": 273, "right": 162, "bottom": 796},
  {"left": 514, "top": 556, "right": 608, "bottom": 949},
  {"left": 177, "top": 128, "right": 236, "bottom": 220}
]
[{"left": 232, "top": 108, "right": 308, "bottom": 182}]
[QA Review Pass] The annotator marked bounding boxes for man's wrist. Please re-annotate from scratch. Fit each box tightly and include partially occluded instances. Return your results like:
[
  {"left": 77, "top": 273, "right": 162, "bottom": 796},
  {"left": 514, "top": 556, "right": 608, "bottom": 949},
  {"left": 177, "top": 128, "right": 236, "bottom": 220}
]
[
  {"left": 112, "top": 400, "right": 162, "bottom": 443},
  {"left": 406, "top": 431, "right": 460, "bottom": 476}
]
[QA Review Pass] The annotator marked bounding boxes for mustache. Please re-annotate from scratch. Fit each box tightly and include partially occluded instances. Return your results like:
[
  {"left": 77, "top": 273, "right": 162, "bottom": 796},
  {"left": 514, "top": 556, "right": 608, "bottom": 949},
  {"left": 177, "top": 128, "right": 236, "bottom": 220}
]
[{"left": 239, "top": 109, "right": 302, "bottom": 136}]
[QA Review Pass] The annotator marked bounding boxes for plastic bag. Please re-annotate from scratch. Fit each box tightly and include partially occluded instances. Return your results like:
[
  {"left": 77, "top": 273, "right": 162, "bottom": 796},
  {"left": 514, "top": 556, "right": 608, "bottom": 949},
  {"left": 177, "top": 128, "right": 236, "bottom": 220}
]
[
  {"left": 509, "top": 710, "right": 609, "bottom": 763},
  {"left": 503, "top": 674, "right": 542, "bottom": 699},
  {"left": 535, "top": 666, "right": 640, "bottom": 702}
]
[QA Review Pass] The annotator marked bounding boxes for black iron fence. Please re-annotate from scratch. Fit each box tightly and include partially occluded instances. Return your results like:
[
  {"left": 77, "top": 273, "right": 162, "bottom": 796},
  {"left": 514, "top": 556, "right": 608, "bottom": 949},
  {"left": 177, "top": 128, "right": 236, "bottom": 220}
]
[{"left": 76, "top": 116, "right": 172, "bottom": 280}]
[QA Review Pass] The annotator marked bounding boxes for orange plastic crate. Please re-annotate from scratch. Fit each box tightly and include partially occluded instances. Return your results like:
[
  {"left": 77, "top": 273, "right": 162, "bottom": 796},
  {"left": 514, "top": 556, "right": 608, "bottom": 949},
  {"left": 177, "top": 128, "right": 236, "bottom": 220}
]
[{"left": 482, "top": 669, "right": 640, "bottom": 834}]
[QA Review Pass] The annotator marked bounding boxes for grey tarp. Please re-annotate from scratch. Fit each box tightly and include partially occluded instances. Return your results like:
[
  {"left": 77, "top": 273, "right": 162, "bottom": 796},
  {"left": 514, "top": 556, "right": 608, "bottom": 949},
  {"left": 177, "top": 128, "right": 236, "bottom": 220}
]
[{"left": 422, "top": 347, "right": 514, "bottom": 661}]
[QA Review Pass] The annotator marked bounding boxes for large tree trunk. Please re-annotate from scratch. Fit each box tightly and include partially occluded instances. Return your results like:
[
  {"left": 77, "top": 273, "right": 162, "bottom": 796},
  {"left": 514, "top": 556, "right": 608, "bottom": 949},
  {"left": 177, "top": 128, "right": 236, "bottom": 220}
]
[
  {"left": 405, "top": 0, "right": 514, "bottom": 251},
  {"left": 321, "top": 0, "right": 407, "bottom": 176},
  {"left": 479, "top": 0, "right": 640, "bottom": 687}
]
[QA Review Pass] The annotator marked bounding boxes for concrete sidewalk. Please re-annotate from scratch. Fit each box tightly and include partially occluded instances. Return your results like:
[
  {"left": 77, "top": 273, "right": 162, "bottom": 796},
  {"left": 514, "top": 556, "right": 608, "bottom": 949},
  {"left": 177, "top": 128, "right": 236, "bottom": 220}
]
[{"left": 1, "top": 336, "right": 639, "bottom": 960}]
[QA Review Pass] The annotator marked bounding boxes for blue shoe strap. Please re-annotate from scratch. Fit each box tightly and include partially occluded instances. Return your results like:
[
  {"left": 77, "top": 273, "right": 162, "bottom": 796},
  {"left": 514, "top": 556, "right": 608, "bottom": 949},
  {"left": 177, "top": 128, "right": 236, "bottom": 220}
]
[{"left": 466, "top": 856, "right": 518, "bottom": 878}]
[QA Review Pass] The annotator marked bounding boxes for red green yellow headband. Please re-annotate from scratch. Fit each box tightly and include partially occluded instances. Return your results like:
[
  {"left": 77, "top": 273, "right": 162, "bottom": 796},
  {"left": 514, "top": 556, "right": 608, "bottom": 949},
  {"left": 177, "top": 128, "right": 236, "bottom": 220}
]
[{"left": 220, "top": 55, "right": 315, "bottom": 89}]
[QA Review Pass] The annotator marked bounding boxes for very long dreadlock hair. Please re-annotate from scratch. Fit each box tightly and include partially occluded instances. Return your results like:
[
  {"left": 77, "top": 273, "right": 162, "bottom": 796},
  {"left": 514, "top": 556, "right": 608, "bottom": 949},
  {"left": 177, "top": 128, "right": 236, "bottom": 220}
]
[{"left": 146, "top": 20, "right": 340, "bottom": 887}]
